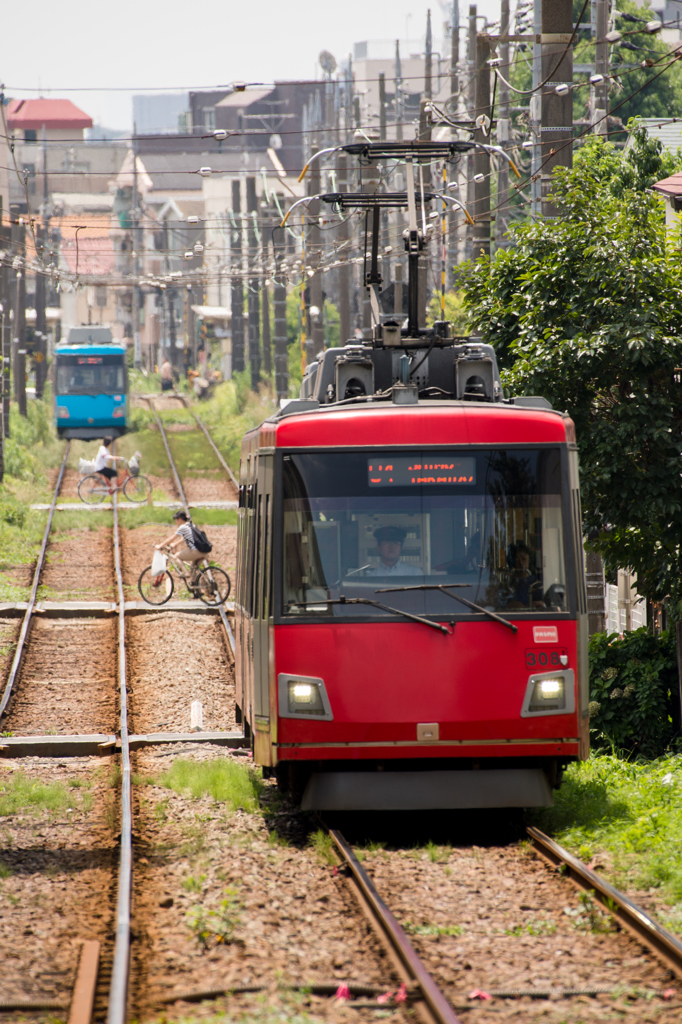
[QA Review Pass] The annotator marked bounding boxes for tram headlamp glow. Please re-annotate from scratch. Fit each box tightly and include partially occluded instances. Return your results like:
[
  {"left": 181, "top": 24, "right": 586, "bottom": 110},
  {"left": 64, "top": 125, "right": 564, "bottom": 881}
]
[
  {"left": 280, "top": 675, "right": 333, "bottom": 719},
  {"left": 540, "top": 678, "right": 562, "bottom": 696},
  {"left": 292, "top": 683, "right": 314, "bottom": 703},
  {"left": 56, "top": 406, "right": 69, "bottom": 419},
  {"left": 528, "top": 676, "right": 566, "bottom": 712}
]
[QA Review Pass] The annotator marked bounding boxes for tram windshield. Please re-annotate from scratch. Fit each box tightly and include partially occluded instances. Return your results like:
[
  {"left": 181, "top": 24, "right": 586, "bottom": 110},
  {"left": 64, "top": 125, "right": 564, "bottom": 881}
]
[
  {"left": 56, "top": 354, "right": 127, "bottom": 395},
  {"left": 281, "top": 448, "right": 570, "bottom": 620}
]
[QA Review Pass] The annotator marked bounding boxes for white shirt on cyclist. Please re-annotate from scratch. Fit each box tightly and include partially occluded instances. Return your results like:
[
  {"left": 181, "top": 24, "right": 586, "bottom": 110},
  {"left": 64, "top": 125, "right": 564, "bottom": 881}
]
[
  {"left": 94, "top": 445, "right": 112, "bottom": 472},
  {"left": 175, "top": 522, "right": 196, "bottom": 550}
]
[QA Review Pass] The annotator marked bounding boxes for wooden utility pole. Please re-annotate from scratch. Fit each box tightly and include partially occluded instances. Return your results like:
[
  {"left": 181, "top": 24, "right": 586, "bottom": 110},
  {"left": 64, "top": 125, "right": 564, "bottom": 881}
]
[
  {"left": 0, "top": 219, "right": 10, "bottom": 459},
  {"left": 541, "top": 0, "right": 574, "bottom": 217},
  {"left": 230, "top": 179, "right": 245, "bottom": 374},
  {"left": 496, "top": 0, "right": 511, "bottom": 247},
  {"left": 246, "top": 177, "right": 261, "bottom": 389},
  {"left": 472, "top": 33, "right": 491, "bottom": 259}
]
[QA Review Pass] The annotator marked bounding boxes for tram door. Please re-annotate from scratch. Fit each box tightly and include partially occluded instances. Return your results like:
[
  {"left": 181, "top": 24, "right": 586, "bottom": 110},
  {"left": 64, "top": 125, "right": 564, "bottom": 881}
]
[{"left": 252, "top": 454, "right": 274, "bottom": 764}]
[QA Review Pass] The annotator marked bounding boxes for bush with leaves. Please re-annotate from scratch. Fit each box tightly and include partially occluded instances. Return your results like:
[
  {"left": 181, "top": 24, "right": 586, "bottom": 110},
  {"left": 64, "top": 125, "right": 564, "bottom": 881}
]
[
  {"left": 589, "top": 628, "right": 680, "bottom": 758},
  {"left": 461, "top": 127, "right": 682, "bottom": 613}
]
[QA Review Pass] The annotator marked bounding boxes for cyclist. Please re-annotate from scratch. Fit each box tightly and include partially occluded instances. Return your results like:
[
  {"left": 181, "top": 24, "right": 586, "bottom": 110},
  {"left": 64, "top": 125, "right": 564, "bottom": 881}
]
[
  {"left": 94, "top": 436, "right": 127, "bottom": 495},
  {"left": 155, "top": 510, "right": 205, "bottom": 582}
]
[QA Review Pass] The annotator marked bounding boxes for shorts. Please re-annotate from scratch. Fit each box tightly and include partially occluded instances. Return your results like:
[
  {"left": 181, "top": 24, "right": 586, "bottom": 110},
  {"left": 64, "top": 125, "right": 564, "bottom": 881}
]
[
  {"left": 161, "top": 379, "right": 173, "bottom": 392},
  {"left": 98, "top": 467, "right": 118, "bottom": 480}
]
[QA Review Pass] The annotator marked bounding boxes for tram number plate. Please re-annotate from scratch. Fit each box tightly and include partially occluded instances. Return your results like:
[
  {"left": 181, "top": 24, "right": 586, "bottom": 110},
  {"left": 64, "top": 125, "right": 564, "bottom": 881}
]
[{"left": 525, "top": 648, "right": 567, "bottom": 669}]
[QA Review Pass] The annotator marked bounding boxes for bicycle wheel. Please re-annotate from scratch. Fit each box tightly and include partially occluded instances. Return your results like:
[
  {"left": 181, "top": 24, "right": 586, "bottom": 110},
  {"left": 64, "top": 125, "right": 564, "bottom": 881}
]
[
  {"left": 196, "top": 566, "right": 231, "bottom": 606},
  {"left": 78, "top": 474, "right": 109, "bottom": 505},
  {"left": 138, "top": 566, "right": 174, "bottom": 605},
  {"left": 124, "top": 474, "right": 152, "bottom": 503}
]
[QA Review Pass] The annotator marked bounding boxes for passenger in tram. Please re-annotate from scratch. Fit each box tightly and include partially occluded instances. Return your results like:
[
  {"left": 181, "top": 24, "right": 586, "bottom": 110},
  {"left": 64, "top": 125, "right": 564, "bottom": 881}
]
[
  {"left": 365, "top": 525, "right": 422, "bottom": 576},
  {"left": 506, "top": 542, "right": 546, "bottom": 610}
]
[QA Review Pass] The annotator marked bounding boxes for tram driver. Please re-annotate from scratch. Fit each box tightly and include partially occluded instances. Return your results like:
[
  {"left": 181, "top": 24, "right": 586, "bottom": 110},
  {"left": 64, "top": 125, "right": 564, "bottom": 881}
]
[{"left": 365, "top": 525, "right": 422, "bottom": 576}]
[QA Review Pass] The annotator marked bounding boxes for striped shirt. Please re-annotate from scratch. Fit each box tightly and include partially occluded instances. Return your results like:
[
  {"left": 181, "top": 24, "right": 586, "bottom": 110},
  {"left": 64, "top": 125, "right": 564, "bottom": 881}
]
[{"left": 175, "top": 523, "right": 196, "bottom": 550}]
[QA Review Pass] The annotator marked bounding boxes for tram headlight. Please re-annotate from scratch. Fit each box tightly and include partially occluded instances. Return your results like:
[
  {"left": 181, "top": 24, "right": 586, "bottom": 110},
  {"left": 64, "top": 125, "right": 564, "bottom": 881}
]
[
  {"left": 56, "top": 406, "right": 70, "bottom": 419},
  {"left": 521, "top": 670, "right": 575, "bottom": 717},
  {"left": 279, "top": 674, "right": 333, "bottom": 720}
]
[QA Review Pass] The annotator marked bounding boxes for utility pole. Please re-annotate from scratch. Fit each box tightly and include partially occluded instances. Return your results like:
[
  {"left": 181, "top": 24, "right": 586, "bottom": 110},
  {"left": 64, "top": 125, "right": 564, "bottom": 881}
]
[
  {"left": 246, "top": 177, "right": 261, "bottom": 390},
  {"left": 0, "top": 216, "right": 10, "bottom": 459},
  {"left": 12, "top": 220, "right": 26, "bottom": 417},
  {"left": 425, "top": 9, "right": 433, "bottom": 100},
  {"left": 450, "top": 0, "right": 459, "bottom": 101},
  {"left": 541, "top": 0, "right": 574, "bottom": 217},
  {"left": 35, "top": 125, "right": 49, "bottom": 399},
  {"left": 132, "top": 125, "right": 142, "bottom": 369},
  {"left": 466, "top": 5, "right": 478, "bottom": 260},
  {"left": 379, "top": 73, "right": 387, "bottom": 140},
  {"left": 273, "top": 211, "right": 288, "bottom": 402},
  {"left": 262, "top": 217, "right": 272, "bottom": 379},
  {"left": 231, "top": 179, "right": 245, "bottom": 374},
  {"left": 337, "top": 153, "right": 351, "bottom": 344},
  {"left": 593, "top": 0, "right": 608, "bottom": 133},
  {"left": 472, "top": 32, "right": 491, "bottom": 259},
  {"left": 395, "top": 41, "right": 403, "bottom": 142},
  {"left": 496, "top": 0, "right": 511, "bottom": 247},
  {"left": 531, "top": 0, "right": 543, "bottom": 216},
  {"left": 308, "top": 152, "right": 324, "bottom": 362}
]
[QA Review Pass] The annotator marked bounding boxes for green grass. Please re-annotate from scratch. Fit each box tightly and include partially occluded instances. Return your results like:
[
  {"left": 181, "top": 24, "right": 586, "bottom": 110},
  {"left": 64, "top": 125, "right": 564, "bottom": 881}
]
[
  {"left": 308, "top": 829, "right": 336, "bottom": 865},
  {"left": 530, "top": 753, "right": 682, "bottom": 928},
  {"left": 405, "top": 922, "right": 463, "bottom": 937},
  {"left": 0, "top": 773, "right": 75, "bottom": 816},
  {"left": 148, "top": 991, "right": 328, "bottom": 1024},
  {"left": 155, "top": 758, "right": 262, "bottom": 812}
]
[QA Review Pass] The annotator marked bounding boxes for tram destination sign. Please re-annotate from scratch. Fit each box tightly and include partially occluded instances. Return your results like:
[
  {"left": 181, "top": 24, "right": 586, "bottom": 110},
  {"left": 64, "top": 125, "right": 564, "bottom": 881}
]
[{"left": 368, "top": 456, "right": 476, "bottom": 487}]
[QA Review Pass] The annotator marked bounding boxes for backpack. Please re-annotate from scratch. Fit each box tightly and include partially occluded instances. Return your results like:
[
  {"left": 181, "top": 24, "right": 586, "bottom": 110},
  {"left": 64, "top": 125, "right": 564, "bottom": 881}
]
[{"left": 190, "top": 523, "right": 212, "bottom": 554}]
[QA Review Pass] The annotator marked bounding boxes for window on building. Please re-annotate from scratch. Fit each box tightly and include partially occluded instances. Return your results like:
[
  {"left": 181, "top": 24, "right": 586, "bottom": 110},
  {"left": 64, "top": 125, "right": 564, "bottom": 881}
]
[
  {"left": 203, "top": 107, "right": 216, "bottom": 130},
  {"left": 24, "top": 130, "right": 37, "bottom": 143}
]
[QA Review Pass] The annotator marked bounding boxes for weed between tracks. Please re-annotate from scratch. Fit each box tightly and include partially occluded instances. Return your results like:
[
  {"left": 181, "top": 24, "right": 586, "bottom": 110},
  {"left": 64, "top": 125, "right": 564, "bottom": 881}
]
[
  {"left": 0, "top": 773, "right": 83, "bottom": 816},
  {"left": 154, "top": 759, "right": 262, "bottom": 812},
  {"left": 530, "top": 753, "right": 682, "bottom": 931}
]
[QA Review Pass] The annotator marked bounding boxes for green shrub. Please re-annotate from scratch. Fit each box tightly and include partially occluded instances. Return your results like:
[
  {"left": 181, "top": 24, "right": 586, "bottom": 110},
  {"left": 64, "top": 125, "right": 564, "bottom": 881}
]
[{"left": 589, "top": 628, "right": 680, "bottom": 758}]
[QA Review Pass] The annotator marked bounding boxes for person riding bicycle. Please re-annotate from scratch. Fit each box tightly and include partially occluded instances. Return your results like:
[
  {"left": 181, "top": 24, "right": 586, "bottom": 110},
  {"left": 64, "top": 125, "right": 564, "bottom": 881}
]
[
  {"left": 94, "top": 436, "right": 126, "bottom": 495},
  {"left": 155, "top": 511, "right": 206, "bottom": 582}
]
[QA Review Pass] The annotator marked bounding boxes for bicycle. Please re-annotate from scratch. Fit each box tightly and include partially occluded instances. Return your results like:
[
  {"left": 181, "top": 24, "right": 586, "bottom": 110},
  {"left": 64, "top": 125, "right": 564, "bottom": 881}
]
[
  {"left": 78, "top": 459, "right": 153, "bottom": 505},
  {"left": 138, "top": 545, "right": 231, "bottom": 607}
]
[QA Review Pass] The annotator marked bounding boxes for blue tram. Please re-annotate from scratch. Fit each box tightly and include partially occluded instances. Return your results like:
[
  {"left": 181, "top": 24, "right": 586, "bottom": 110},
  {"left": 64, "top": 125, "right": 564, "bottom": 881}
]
[{"left": 53, "top": 329, "right": 128, "bottom": 439}]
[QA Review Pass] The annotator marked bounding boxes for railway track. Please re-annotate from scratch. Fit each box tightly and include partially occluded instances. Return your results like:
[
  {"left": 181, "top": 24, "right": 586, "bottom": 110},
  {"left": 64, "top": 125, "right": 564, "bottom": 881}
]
[{"left": 2, "top": 417, "right": 682, "bottom": 1021}]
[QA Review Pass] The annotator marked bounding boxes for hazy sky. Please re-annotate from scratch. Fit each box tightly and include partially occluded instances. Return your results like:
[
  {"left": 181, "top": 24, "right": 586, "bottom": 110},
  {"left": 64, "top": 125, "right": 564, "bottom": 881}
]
[{"left": 3, "top": 0, "right": 499, "bottom": 130}]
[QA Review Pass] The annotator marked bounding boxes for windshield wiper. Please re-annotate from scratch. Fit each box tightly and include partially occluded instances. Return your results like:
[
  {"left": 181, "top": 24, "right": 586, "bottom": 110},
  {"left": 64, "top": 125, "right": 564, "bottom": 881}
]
[
  {"left": 290, "top": 596, "right": 453, "bottom": 635},
  {"left": 376, "top": 584, "right": 518, "bottom": 634}
]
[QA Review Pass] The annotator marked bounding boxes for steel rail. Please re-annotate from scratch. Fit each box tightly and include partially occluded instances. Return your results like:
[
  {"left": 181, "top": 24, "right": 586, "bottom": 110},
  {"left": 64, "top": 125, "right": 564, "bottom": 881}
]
[
  {"left": 153, "top": 401, "right": 235, "bottom": 654},
  {"left": 528, "top": 826, "right": 682, "bottom": 978},
  {"left": 189, "top": 408, "right": 239, "bottom": 491},
  {"left": 0, "top": 442, "right": 70, "bottom": 720},
  {"left": 108, "top": 471, "right": 133, "bottom": 1024},
  {"left": 328, "top": 829, "right": 463, "bottom": 1024}
]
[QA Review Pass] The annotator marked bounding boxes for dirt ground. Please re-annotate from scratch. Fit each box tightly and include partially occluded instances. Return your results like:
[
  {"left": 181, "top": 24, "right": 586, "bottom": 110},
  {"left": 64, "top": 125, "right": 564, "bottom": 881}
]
[{"left": 120, "top": 524, "right": 237, "bottom": 602}]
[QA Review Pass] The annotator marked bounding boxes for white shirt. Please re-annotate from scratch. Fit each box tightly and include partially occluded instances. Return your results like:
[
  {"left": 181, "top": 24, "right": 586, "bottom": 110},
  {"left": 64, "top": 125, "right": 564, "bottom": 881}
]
[
  {"left": 365, "top": 560, "right": 422, "bottom": 576},
  {"left": 94, "top": 445, "right": 111, "bottom": 472}
]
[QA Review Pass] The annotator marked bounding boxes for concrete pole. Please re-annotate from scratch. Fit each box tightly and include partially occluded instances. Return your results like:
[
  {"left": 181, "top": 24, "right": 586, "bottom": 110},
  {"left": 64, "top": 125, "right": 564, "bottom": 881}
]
[
  {"left": 12, "top": 221, "right": 26, "bottom": 417},
  {"left": 541, "top": 0, "right": 574, "bottom": 217},
  {"left": 466, "top": 5, "right": 478, "bottom": 261},
  {"left": 308, "top": 152, "right": 324, "bottom": 362},
  {"left": 496, "top": 0, "right": 511, "bottom": 248},
  {"left": 472, "top": 33, "right": 491, "bottom": 260},
  {"left": 337, "top": 152, "right": 351, "bottom": 344},
  {"left": 593, "top": 0, "right": 608, "bottom": 133},
  {"left": 246, "top": 177, "right": 261, "bottom": 389},
  {"left": 230, "top": 179, "right": 245, "bottom": 374}
]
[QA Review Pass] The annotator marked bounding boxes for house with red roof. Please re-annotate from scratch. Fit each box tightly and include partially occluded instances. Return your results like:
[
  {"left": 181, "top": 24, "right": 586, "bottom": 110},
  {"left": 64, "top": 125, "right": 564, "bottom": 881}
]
[{"left": 7, "top": 98, "right": 93, "bottom": 143}]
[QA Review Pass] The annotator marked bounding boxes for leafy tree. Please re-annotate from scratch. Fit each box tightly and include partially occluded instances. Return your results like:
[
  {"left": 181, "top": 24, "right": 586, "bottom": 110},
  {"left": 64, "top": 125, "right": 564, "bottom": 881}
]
[{"left": 461, "top": 130, "right": 682, "bottom": 627}]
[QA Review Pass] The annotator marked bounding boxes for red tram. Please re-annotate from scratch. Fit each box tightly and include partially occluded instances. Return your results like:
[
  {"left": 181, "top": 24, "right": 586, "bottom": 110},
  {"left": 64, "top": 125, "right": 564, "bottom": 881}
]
[{"left": 234, "top": 342, "right": 589, "bottom": 811}]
